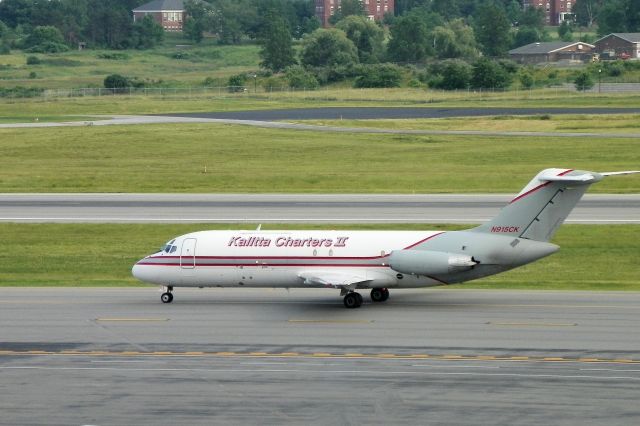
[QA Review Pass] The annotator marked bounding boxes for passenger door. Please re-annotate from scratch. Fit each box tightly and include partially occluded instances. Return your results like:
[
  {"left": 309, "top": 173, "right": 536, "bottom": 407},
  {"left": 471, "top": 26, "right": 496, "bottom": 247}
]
[{"left": 180, "top": 238, "right": 197, "bottom": 269}]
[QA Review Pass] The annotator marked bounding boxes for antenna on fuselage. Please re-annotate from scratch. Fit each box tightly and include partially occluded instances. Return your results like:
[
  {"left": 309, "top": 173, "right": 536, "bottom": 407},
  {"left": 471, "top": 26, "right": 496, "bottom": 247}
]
[{"left": 256, "top": 224, "right": 262, "bottom": 231}]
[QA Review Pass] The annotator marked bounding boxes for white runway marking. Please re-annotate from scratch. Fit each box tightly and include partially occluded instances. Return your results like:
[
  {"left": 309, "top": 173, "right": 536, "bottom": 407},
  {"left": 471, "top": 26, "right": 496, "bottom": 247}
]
[{"left": 2, "top": 365, "right": 639, "bottom": 381}]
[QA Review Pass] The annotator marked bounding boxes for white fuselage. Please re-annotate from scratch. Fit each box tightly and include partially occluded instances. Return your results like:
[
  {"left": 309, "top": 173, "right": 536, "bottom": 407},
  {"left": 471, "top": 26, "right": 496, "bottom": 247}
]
[{"left": 132, "top": 230, "right": 447, "bottom": 289}]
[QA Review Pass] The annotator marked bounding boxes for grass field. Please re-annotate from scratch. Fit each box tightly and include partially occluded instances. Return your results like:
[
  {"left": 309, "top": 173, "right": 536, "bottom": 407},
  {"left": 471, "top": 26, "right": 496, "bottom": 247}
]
[
  {"left": 0, "top": 223, "right": 637, "bottom": 290},
  {"left": 294, "top": 114, "right": 640, "bottom": 133},
  {"left": 1, "top": 122, "right": 639, "bottom": 193},
  {"left": 0, "top": 44, "right": 261, "bottom": 89}
]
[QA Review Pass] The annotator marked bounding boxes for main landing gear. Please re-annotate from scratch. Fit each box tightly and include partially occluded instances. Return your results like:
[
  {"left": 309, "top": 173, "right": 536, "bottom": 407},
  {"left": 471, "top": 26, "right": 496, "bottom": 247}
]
[
  {"left": 343, "top": 288, "right": 390, "bottom": 308},
  {"left": 343, "top": 291, "right": 363, "bottom": 309},
  {"left": 370, "top": 288, "right": 390, "bottom": 303},
  {"left": 160, "top": 286, "right": 174, "bottom": 303}
]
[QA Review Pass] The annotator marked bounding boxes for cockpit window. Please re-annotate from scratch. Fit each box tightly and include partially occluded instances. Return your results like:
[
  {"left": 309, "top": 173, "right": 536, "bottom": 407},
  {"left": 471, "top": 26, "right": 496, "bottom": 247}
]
[{"left": 161, "top": 239, "right": 177, "bottom": 254}]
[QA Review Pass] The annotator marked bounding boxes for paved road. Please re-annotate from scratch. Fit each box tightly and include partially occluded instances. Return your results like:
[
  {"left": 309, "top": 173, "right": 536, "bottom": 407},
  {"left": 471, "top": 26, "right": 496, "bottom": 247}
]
[
  {"left": 166, "top": 107, "right": 640, "bottom": 121},
  {"left": 1, "top": 288, "right": 639, "bottom": 425},
  {"left": 2, "top": 107, "right": 640, "bottom": 138},
  {"left": 1, "top": 193, "right": 639, "bottom": 223}
]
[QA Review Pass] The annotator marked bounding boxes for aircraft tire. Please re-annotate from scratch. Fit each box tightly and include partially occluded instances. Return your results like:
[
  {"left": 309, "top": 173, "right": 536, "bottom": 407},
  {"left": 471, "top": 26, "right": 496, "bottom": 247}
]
[
  {"left": 370, "top": 288, "right": 385, "bottom": 302},
  {"left": 344, "top": 292, "right": 362, "bottom": 309},
  {"left": 381, "top": 288, "right": 390, "bottom": 301},
  {"left": 161, "top": 292, "right": 173, "bottom": 303}
]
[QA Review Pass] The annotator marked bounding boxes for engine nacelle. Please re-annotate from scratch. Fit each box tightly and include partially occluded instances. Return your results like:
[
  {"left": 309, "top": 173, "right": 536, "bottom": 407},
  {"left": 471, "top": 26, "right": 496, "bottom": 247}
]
[{"left": 389, "top": 250, "right": 477, "bottom": 276}]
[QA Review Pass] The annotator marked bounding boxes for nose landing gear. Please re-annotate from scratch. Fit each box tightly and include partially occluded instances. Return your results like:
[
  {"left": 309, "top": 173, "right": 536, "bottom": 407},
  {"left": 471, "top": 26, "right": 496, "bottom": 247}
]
[{"left": 160, "top": 286, "right": 174, "bottom": 303}]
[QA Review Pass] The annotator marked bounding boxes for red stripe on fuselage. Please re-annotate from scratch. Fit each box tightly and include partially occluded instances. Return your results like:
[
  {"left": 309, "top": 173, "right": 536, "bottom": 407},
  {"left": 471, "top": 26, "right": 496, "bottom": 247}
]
[
  {"left": 509, "top": 169, "right": 573, "bottom": 204},
  {"left": 136, "top": 263, "right": 390, "bottom": 268},
  {"left": 143, "top": 233, "right": 448, "bottom": 263}
]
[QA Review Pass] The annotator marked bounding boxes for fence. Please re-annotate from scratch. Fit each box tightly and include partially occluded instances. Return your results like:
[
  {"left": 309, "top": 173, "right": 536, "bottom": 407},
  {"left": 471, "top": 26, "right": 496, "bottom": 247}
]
[{"left": 2, "top": 84, "right": 640, "bottom": 102}]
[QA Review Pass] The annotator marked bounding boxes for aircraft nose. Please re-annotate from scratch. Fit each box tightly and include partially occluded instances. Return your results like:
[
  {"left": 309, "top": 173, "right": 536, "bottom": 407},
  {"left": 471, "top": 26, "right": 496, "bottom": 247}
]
[{"left": 132, "top": 258, "right": 152, "bottom": 283}]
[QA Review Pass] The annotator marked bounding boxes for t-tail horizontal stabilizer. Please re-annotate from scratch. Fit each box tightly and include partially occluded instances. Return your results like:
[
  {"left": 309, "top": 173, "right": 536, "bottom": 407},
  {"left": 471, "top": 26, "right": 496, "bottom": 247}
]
[{"left": 472, "top": 168, "right": 640, "bottom": 242}]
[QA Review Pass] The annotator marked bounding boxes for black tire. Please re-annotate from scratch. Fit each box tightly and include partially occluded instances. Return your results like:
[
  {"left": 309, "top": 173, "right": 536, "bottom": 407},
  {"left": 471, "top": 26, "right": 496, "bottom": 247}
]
[
  {"left": 354, "top": 292, "right": 363, "bottom": 307},
  {"left": 343, "top": 292, "right": 361, "bottom": 309},
  {"left": 371, "top": 288, "right": 384, "bottom": 302},
  {"left": 161, "top": 292, "right": 173, "bottom": 303},
  {"left": 381, "top": 288, "right": 390, "bottom": 302}
]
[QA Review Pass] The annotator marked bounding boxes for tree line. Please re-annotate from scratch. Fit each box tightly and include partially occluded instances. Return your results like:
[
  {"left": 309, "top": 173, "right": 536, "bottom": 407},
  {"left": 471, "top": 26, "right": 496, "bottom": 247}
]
[{"left": 0, "top": 0, "right": 166, "bottom": 52}]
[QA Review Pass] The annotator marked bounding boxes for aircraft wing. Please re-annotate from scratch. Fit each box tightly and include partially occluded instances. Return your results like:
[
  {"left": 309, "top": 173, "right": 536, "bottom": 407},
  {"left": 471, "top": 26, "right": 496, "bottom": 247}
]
[{"left": 298, "top": 270, "right": 371, "bottom": 290}]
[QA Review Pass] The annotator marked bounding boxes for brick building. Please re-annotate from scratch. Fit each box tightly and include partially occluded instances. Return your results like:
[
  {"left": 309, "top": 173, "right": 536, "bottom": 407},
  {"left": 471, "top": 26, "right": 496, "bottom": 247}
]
[
  {"left": 509, "top": 41, "right": 595, "bottom": 64},
  {"left": 595, "top": 33, "right": 640, "bottom": 60},
  {"left": 133, "top": 0, "right": 185, "bottom": 32},
  {"left": 315, "top": 0, "right": 394, "bottom": 27},
  {"left": 523, "top": 0, "right": 574, "bottom": 26}
]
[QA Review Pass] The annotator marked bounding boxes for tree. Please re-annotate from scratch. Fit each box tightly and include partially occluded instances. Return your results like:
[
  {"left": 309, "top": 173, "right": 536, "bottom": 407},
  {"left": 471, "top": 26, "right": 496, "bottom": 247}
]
[
  {"left": 573, "top": 0, "right": 603, "bottom": 28},
  {"left": 558, "top": 21, "right": 573, "bottom": 42},
  {"left": 86, "top": 0, "right": 133, "bottom": 49},
  {"left": 431, "top": 19, "right": 478, "bottom": 60},
  {"left": 471, "top": 58, "right": 513, "bottom": 89},
  {"left": 300, "top": 29, "right": 359, "bottom": 68},
  {"left": 597, "top": 0, "right": 627, "bottom": 35},
  {"left": 24, "top": 25, "right": 65, "bottom": 47},
  {"left": 0, "top": 0, "right": 33, "bottom": 28},
  {"left": 386, "top": 13, "right": 431, "bottom": 63},
  {"left": 259, "top": 14, "right": 296, "bottom": 72},
  {"left": 474, "top": 1, "right": 512, "bottom": 57},
  {"left": 131, "top": 15, "right": 164, "bottom": 49},
  {"left": 574, "top": 71, "right": 594, "bottom": 91},
  {"left": 183, "top": 19, "right": 204, "bottom": 43},
  {"left": 336, "top": 16, "right": 384, "bottom": 63},
  {"left": 329, "top": 0, "right": 365, "bottom": 25}
]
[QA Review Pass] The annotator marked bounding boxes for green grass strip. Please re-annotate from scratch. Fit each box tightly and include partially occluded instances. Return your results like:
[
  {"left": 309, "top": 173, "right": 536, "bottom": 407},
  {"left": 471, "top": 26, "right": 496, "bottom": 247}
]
[
  {"left": 1, "top": 123, "right": 639, "bottom": 193},
  {"left": 0, "top": 223, "right": 638, "bottom": 290}
]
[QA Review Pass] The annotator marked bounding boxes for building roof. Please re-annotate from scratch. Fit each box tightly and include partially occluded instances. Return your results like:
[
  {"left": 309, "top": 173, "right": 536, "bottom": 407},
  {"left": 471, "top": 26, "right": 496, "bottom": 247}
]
[
  {"left": 133, "top": 0, "right": 184, "bottom": 12},
  {"left": 595, "top": 33, "right": 640, "bottom": 44},
  {"left": 509, "top": 41, "right": 595, "bottom": 55}
]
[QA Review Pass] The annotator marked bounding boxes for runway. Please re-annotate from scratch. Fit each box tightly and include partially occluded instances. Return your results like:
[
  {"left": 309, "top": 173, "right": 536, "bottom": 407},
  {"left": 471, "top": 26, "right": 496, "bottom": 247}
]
[
  {"left": 1, "top": 288, "right": 639, "bottom": 425},
  {"left": 1, "top": 193, "right": 639, "bottom": 223}
]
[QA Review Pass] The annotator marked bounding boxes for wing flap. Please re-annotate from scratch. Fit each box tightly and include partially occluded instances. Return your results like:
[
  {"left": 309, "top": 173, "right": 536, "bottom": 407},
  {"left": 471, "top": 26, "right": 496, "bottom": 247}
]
[{"left": 298, "top": 270, "right": 371, "bottom": 289}]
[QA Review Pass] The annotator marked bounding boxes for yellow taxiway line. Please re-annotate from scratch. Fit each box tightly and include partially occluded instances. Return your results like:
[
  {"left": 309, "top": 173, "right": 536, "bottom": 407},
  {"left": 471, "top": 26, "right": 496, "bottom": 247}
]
[{"left": 0, "top": 350, "right": 637, "bottom": 365}]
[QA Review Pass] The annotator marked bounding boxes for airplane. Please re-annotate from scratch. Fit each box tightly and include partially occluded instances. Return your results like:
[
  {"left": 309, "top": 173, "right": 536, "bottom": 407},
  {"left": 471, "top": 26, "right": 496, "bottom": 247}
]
[{"left": 132, "top": 168, "right": 639, "bottom": 308}]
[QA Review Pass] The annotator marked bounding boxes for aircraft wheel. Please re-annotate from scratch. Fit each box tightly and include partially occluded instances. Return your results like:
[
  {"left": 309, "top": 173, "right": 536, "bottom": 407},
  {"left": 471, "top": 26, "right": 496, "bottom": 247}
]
[
  {"left": 161, "top": 292, "right": 173, "bottom": 304},
  {"left": 344, "top": 292, "right": 362, "bottom": 309},
  {"left": 371, "top": 288, "right": 385, "bottom": 302},
  {"left": 381, "top": 288, "right": 390, "bottom": 302}
]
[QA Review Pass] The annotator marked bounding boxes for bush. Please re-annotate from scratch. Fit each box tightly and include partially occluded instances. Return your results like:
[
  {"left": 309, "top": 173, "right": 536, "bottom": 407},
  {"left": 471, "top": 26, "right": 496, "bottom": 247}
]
[
  {"left": 0, "top": 41, "right": 9, "bottom": 55},
  {"left": 28, "top": 71, "right": 37, "bottom": 79},
  {"left": 353, "top": 63, "right": 403, "bottom": 88},
  {"left": 574, "top": 72, "right": 594, "bottom": 91},
  {"left": 25, "top": 42, "right": 69, "bottom": 53},
  {"left": 0, "top": 86, "right": 44, "bottom": 98},
  {"left": 519, "top": 71, "right": 534, "bottom": 89},
  {"left": 428, "top": 60, "right": 472, "bottom": 90},
  {"left": 26, "top": 55, "right": 41, "bottom": 65},
  {"left": 104, "top": 74, "right": 130, "bottom": 92},
  {"left": 96, "top": 52, "right": 130, "bottom": 60},
  {"left": 285, "top": 65, "right": 319, "bottom": 89},
  {"left": 471, "top": 58, "right": 513, "bottom": 89},
  {"left": 228, "top": 74, "right": 247, "bottom": 92}
]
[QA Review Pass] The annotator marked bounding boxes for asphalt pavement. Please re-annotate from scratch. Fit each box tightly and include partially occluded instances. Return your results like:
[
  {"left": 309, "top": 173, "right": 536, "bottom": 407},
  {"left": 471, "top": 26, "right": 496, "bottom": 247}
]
[
  {"left": 1, "top": 288, "right": 639, "bottom": 425},
  {"left": 1, "top": 193, "right": 638, "bottom": 223}
]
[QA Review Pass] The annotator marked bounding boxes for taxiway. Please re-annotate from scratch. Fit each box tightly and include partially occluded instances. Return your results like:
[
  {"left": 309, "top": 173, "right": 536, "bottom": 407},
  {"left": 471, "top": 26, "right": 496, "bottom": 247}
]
[{"left": 1, "top": 288, "right": 639, "bottom": 425}]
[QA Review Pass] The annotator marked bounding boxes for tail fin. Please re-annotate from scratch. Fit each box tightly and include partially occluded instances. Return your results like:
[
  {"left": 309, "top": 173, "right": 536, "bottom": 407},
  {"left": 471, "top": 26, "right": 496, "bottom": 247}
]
[{"left": 472, "top": 168, "right": 639, "bottom": 242}]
